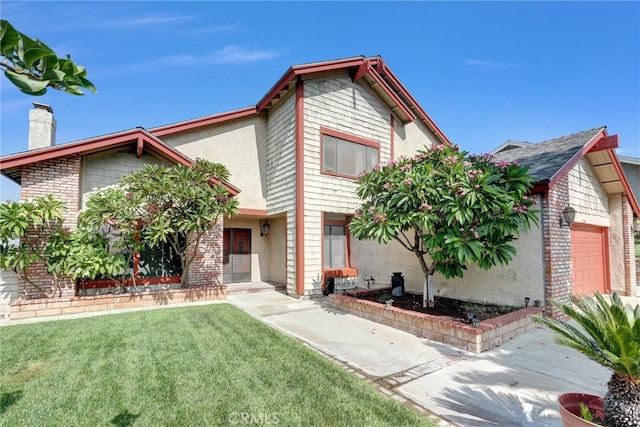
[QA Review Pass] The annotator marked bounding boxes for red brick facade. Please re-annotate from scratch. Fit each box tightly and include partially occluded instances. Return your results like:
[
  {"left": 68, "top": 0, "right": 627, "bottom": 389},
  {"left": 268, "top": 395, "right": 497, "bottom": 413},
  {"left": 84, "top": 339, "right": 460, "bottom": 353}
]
[
  {"left": 542, "top": 176, "right": 573, "bottom": 319},
  {"left": 19, "top": 155, "right": 81, "bottom": 299},
  {"left": 622, "top": 195, "right": 638, "bottom": 296},
  {"left": 187, "top": 222, "right": 224, "bottom": 287},
  {"left": 14, "top": 153, "right": 226, "bottom": 301}
]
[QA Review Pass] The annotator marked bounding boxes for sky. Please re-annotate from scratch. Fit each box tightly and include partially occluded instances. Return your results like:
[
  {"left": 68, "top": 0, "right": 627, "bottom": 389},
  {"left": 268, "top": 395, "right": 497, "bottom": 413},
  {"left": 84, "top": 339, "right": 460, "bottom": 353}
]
[{"left": 1, "top": 1, "right": 639, "bottom": 202}]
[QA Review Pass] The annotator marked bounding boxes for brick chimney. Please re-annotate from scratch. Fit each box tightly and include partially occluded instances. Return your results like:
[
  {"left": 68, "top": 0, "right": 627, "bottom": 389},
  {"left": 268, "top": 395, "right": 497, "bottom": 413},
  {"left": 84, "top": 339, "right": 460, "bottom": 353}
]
[{"left": 28, "top": 102, "right": 56, "bottom": 150}]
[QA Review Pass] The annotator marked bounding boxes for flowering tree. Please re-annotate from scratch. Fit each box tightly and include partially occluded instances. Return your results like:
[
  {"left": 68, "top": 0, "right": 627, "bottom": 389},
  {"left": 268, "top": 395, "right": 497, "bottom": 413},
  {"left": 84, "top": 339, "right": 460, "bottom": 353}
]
[
  {"left": 349, "top": 144, "right": 538, "bottom": 307},
  {"left": 81, "top": 159, "right": 239, "bottom": 288}
]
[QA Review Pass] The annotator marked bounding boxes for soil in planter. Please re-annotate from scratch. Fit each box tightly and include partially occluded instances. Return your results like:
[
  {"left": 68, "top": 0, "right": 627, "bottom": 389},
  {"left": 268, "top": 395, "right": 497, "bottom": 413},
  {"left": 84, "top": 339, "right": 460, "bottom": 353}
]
[{"left": 347, "top": 291, "right": 520, "bottom": 323}]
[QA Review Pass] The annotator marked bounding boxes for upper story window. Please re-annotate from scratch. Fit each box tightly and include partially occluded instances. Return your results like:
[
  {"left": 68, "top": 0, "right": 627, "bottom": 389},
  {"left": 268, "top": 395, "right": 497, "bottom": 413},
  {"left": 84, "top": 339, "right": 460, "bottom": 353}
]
[{"left": 321, "top": 128, "right": 380, "bottom": 179}]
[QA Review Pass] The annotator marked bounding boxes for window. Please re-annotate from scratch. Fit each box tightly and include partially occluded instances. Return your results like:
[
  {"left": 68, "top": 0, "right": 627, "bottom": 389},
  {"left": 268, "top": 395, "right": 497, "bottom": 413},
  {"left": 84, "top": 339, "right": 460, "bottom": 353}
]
[
  {"left": 324, "top": 225, "right": 347, "bottom": 268},
  {"left": 321, "top": 130, "right": 379, "bottom": 178}
]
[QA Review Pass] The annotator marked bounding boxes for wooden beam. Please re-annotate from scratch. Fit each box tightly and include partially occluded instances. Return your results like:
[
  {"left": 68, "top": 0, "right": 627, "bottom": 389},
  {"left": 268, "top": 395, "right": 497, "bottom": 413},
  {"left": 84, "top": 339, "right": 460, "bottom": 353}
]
[{"left": 589, "top": 135, "right": 619, "bottom": 152}]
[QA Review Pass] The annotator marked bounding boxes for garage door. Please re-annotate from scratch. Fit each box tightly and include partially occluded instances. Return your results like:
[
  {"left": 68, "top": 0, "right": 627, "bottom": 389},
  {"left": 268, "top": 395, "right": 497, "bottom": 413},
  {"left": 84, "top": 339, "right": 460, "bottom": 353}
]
[{"left": 571, "top": 224, "right": 609, "bottom": 296}]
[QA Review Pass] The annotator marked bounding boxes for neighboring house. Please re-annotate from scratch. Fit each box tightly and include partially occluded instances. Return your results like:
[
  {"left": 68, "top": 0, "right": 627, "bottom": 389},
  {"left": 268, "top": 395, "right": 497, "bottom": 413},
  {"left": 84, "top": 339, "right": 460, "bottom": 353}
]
[
  {"left": 436, "top": 128, "right": 639, "bottom": 318},
  {"left": 619, "top": 155, "right": 640, "bottom": 208},
  {"left": 0, "top": 56, "right": 449, "bottom": 304}
]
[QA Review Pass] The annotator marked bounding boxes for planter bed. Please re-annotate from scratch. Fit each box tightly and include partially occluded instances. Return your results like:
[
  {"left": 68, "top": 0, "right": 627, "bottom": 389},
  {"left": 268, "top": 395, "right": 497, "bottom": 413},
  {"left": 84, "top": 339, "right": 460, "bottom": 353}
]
[
  {"left": 329, "top": 287, "right": 542, "bottom": 353},
  {"left": 9, "top": 285, "right": 226, "bottom": 320}
]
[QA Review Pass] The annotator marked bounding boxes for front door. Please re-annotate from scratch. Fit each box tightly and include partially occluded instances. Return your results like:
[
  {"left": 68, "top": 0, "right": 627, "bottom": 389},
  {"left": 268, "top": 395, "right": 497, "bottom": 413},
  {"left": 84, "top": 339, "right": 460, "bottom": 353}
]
[{"left": 223, "top": 228, "right": 252, "bottom": 283}]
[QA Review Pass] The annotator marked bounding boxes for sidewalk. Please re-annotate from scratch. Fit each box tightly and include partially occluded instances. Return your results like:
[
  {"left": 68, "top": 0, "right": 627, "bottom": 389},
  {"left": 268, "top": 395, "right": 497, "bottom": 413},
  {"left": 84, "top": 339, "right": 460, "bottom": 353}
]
[{"left": 226, "top": 290, "right": 615, "bottom": 427}]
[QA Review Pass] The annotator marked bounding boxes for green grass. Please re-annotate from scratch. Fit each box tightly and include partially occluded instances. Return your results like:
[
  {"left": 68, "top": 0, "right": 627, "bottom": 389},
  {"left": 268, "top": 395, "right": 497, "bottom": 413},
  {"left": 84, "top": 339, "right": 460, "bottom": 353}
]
[
  {"left": 635, "top": 242, "right": 640, "bottom": 257},
  {"left": 0, "top": 304, "right": 434, "bottom": 427}
]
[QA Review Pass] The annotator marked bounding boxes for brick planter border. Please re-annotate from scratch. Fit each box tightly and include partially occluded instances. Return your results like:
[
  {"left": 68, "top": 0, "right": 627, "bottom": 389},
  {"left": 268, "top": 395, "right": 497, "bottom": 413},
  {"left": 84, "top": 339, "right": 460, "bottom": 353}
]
[
  {"left": 9, "top": 285, "right": 226, "bottom": 320},
  {"left": 329, "top": 287, "right": 543, "bottom": 353}
]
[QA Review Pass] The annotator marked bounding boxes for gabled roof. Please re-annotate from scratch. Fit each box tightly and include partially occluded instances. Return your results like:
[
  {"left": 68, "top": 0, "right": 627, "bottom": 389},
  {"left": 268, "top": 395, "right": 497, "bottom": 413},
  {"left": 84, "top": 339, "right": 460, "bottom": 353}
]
[
  {"left": 0, "top": 128, "right": 240, "bottom": 195},
  {"left": 493, "top": 127, "right": 639, "bottom": 216},
  {"left": 150, "top": 56, "right": 451, "bottom": 145}
]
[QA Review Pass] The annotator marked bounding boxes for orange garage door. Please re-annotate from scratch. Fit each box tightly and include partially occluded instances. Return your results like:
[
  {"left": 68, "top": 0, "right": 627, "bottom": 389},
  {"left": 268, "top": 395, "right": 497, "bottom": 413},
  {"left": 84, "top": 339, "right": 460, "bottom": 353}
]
[{"left": 571, "top": 224, "right": 609, "bottom": 296}]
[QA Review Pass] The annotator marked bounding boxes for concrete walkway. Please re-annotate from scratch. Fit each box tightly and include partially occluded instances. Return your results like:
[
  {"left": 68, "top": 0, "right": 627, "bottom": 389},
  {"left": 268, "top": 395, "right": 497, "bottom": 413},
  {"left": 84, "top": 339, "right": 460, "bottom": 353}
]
[{"left": 226, "top": 290, "right": 623, "bottom": 427}]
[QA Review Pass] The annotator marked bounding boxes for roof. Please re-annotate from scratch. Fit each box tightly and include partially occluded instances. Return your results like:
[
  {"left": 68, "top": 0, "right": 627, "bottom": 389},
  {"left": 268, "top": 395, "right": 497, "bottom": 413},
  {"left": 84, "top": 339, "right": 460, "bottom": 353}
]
[
  {"left": 493, "top": 127, "right": 639, "bottom": 216},
  {"left": 0, "top": 128, "right": 240, "bottom": 195},
  {"left": 151, "top": 56, "right": 451, "bottom": 145}
]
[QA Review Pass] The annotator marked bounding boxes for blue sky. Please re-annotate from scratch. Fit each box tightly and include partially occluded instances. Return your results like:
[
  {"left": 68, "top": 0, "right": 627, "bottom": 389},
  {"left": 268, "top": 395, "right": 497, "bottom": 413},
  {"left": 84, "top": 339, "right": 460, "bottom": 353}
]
[{"left": 1, "top": 1, "right": 639, "bottom": 201}]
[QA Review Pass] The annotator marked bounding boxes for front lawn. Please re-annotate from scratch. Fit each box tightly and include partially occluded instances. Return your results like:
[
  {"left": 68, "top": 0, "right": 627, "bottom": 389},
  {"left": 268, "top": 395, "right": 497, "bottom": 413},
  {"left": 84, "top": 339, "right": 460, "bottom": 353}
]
[{"left": 0, "top": 304, "right": 434, "bottom": 427}]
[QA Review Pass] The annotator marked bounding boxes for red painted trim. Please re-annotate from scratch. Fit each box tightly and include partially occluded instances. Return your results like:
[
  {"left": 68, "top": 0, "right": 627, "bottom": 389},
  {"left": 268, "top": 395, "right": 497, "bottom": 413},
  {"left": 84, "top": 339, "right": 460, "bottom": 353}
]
[
  {"left": 390, "top": 115, "right": 395, "bottom": 161},
  {"left": 320, "top": 212, "right": 325, "bottom": 290},
  {"left": 320, "top": 171, "right": 364, "bottom": 181},
  {"left": 370, "top": 58, "right": 452, "bottom": 146},
  {"left": 149, "top": 106, "right": 257, "bottom": 137},
  {"left": 352, "top": 59, "right": 370, "bottom": 82},
  {"left": 548, "top": 128, "right": 607, "bottom": 189},
  {"left": 324, "top": 268, "right": 358, "bottom": 278},
  {"left": 588, "top": 135, "right": 619, "bottom": 152},
  {"left": 295, "top": 78, "right": 305, "bottom": 296},
  {"left": 366, "top": 66, "right": 416, "bottom": 123},
  {"left": 609, "top": 149, "right": 640, "bottom": 216},
  {"left": 320, "top": 127, "right": 381, "bottom": 149},
  {"left": 238, "top": 208, "right": 268, "bottom": 217},
  {"left": 136, "top": 136, "right": 144, "bottom": 158},
  {"left": 531, "top": 182, "right": 549, "bottom": 194},
  {"left": 257, "top": 57, "right": 367, "bottom": 113},
  {"left": 603, "top": 227, "right": 611, "bottom": 293}
]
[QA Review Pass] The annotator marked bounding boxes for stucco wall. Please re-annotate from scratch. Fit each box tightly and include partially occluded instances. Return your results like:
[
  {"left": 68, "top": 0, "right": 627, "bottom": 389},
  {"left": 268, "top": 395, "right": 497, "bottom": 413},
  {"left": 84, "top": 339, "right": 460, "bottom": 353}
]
[
  {"left": 82, "top": 150, "right": 172, "bottom": 206},
  {"left": 432, "top": 210, "right": 544, "bottom": 307},
  {"left": 393, "top": 117, "right": 441, "bottom": 159},
  {"left": 162, "top": 115, "right": 268, "bottom": 211},
  {"left": 621, "top": 161, "right": 640, "bottom": 201},
  {"left": 302, "top": 74, "right": 393, "bottom": 294}
]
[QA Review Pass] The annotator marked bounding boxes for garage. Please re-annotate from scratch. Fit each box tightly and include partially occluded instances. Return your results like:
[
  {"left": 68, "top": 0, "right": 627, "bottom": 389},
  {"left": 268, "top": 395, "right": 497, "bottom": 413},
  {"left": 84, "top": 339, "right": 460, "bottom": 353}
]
[{"left": 571, "top": 224, "right": 610, "bottom": 295}]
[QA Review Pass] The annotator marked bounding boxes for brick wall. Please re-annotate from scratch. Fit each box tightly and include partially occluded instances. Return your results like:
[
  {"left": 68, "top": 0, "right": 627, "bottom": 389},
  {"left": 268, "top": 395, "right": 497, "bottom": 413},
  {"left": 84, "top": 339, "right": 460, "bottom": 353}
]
[
  {"left": 543, "top": 176, "right": 573, "bottom": 319},
  {"left": 622, "top": 195, "right": 638, "bottom": 296},
  {"left": 19, "top": 155, "right": 81, "bottom": 299},
  {"left": 187, "top": 221, "right": 224, "bottom": 287}
]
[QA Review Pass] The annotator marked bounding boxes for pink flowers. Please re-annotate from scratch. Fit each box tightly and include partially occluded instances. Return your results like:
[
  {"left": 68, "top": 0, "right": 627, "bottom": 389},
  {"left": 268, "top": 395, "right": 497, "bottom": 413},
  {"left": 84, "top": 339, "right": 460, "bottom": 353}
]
[
  {"left": 420, "top": 203, "right": 432, "bottom": 211},
  {"left": 373, "top": 213, "right": 387, "bottom": 223},
  {"left": 400, "top": 163, "right": 413, "bottom": 172},
  {"left": 402, "top": 178, "right": 412, "bottom": 186}
]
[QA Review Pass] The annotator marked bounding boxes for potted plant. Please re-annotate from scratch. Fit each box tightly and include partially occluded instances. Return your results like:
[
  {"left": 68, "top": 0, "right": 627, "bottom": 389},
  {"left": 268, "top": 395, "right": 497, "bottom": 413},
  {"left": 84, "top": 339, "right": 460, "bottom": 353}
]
[{"left": 534, "top": 292, "right": 639, "bottom": 427}]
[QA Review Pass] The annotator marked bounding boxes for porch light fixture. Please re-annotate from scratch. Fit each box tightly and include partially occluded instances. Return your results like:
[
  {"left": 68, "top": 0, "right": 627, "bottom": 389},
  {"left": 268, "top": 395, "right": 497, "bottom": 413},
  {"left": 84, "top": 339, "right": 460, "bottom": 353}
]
[
  {"left": 471, "top": 318, "right": 480, "bottom": 328},
  {"left": 260, "top": 219, "right": 271, "bottom": 237},
  {"left": 524, "top": 297, "right": 530, "bottom": 307},
  {"left": 560, "top": 205, "right": 576, "bottom": 227}
]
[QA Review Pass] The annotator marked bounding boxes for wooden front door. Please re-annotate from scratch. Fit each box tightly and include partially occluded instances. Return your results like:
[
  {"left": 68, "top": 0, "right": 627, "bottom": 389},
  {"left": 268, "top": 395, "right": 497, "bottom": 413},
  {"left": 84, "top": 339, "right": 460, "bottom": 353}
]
[{"left": 223, "top": 228, "right": 252, "bottom": 283}]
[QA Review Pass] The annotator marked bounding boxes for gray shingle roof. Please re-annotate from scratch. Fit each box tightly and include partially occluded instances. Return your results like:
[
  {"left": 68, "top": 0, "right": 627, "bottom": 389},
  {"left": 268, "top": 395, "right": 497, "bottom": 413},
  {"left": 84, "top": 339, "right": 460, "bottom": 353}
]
[{"left": 493, "top": 127, "right": 605, "bottom": 183}]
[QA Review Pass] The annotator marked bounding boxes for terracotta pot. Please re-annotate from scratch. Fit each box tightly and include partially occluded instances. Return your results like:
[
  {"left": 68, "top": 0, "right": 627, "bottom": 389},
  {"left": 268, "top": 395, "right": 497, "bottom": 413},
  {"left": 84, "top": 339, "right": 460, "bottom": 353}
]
[{"left": 558, "top": 393, "right": 604, "bottom": 427}]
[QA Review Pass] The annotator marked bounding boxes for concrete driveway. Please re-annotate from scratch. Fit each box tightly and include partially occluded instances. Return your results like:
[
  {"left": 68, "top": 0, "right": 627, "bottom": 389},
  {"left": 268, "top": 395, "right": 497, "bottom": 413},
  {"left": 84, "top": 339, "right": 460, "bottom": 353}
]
[{"left": 227, "top": 290, "right": 617, "bottom": 427}]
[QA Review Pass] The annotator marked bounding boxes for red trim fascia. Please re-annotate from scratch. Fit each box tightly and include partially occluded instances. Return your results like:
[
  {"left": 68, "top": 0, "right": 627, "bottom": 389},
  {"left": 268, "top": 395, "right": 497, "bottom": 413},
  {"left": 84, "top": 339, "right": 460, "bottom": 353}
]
[
  {"left": 0, "top": 129, "right": 190, "bottom": 170},
  {"left": 366, "top": 66, "right": 416, "bottom": 123},
  {"left": 609, "top": 149, "right": 640, "bottom": 216},
  {"left": 320, "top": 171, "right": 363, "bottom": 181},
  {"left": 295, "top": 78, "right": 305, "bottom": 295},
  {"left": 238, "top": 208, "right": 268, "bottom": 217},
  {"left": 588, "top": 135, "right": 619, "bottom": 153},
  {"left": 531, "top": 182, "right": 549, "bottom": 194},
  {"left": 320, "top": 127, "right": 381, "bottom": 149},
  {"left": 136, "top": 136, "right": 144, "bottom": 158},
  {"left": 548, "top": 128, "right": 607, "bottom": 189},
  {"left": 371, "top": 58, "right": 452, "bottom": 146},
  {"left": 257, "top": 57, "right": 368, "bottom": 113},
  {"left": 149, "top": 106, "right": 257, "bottom": 137},
  {"left": 390, "top": 115, "right": 395, "bottom": 161},
  {"left": 352, "top": 59, "right": 370, "bottom": 82}
]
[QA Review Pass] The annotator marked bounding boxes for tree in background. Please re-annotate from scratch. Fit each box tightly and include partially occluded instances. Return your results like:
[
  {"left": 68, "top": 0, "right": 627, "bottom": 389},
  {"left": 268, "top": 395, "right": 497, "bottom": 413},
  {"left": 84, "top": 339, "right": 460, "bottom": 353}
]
[
  {"left": 82, "top": 159, "right": 239, "bottom": 288},
  {"left": 349, "top": 144, "right": 538, "bottom": 307},
  {"left": 0, "top": 19, "right": 96, "bottom": 95}
]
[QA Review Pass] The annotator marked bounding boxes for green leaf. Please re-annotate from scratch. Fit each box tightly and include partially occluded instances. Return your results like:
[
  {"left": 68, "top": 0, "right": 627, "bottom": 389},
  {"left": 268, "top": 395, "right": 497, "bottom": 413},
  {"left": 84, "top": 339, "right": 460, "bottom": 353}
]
[{"left": 4, "top": 69, "right": 48, "bottom": 95}]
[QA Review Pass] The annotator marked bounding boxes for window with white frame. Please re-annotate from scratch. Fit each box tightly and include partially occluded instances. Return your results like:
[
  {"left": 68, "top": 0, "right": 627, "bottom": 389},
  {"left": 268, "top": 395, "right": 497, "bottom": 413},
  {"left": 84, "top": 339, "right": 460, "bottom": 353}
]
[{"left": 322, "top": 132, "right": 379, "bottom": 178}]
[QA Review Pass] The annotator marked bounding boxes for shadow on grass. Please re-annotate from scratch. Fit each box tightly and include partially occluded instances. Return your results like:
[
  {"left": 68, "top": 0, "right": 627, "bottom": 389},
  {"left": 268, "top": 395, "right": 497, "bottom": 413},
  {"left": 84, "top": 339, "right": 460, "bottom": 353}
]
[
  {"left": 111, "top": 410, "right": 140, "bottom": 427},
  {"left": 0, "top": 390, "right": 22, "bottom": 415}
]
